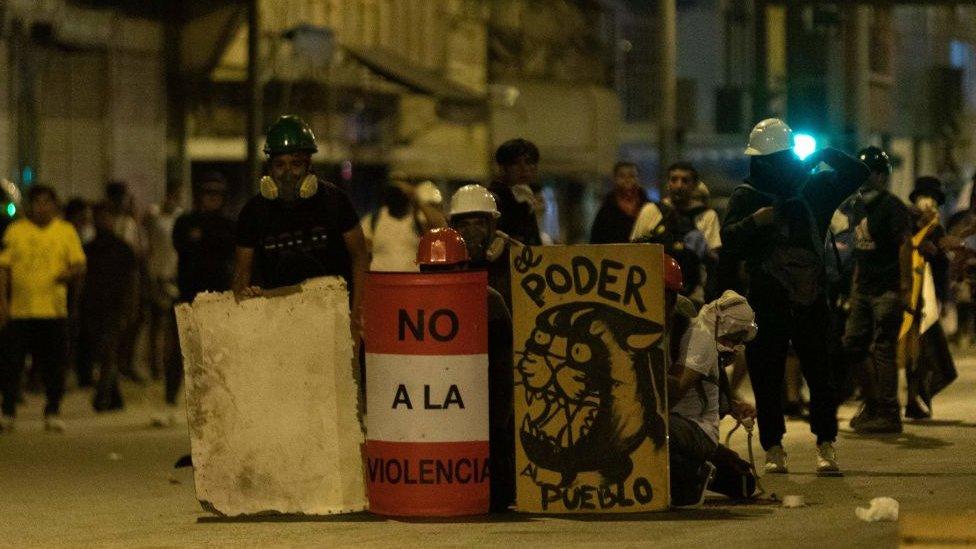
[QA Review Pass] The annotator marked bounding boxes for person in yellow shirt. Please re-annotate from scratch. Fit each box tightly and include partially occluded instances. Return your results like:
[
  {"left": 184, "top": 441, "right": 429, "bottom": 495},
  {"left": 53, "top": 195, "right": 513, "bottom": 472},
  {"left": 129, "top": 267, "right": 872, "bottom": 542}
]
[{"left": 0, "top": 185, "right": 86, "bottom": 433}]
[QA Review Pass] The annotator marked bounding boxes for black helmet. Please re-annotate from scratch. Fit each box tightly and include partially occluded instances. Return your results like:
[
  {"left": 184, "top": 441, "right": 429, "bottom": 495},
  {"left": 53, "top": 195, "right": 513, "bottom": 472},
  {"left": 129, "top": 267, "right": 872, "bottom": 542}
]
[{"left": 858, "top": 146, "right": 891, "bottom": 175}]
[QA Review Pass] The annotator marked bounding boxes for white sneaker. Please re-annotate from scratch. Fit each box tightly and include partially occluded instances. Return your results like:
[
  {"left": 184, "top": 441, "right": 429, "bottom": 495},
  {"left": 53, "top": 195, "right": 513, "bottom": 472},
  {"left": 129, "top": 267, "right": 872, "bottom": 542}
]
[
  {"left": 816, "top": 442, "right": 842, "bottom": 476},
  {"left": 149, "top": 406, "right": 176, "bottom": 428},
  {"left": 0, "top": 415, "right": 14, "bottom": 433},
  {"left": 44, "top": 416, "right": 65, "bottom": 433},
  {"left": 764, "top": 445, "right": 789, "bottom": 474},
  {"left": 149, "top": 411, "right": 175, "bottom": 428}
]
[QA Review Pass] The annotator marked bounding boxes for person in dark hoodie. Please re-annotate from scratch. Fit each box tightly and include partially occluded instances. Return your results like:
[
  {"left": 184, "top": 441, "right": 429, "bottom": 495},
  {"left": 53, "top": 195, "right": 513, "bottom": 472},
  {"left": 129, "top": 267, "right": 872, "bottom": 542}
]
[
  {"left": 721, "top": 118, "right": 869, "bottom": 476},
  {"left": 590, "top": 161, "right": 649, "bottom": 244},
  {"left": 842, "top": 147, "right": 911, "bottom": 435}
]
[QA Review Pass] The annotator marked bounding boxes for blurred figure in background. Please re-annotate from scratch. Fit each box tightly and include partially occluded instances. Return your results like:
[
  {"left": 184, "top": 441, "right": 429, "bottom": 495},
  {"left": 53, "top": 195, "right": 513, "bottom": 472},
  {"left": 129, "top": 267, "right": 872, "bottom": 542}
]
[
  {"left": 63, "top": 198, "right": 94, "bottom": 388},
  {"left": 488, "top": 139, "right": 543, "bottom": 307},
  {"left": 842, "top": 147, "right": 911, "bottom": 434},
  {"left": 900, "top": 177, "right": 957, "bottom": 420},
  {"left": 0, "top": 185, "right": 86, "bottom": 433},
  {"left": 946, "top": 171, "right": 976, "bottom": 347},
  {"left": 105, "top": 181, "right": 146, "bottom": 383},
  {"left": 590, "top": 161, "right": 650, "bottom": 244},
  {"left": 663, "top": 162, "right": 722, "bottom": 302},
  {"left": 144, "top": 181, "right": 183, "bottom": 381},
  {"left": 629, "top": 162, "right": 709, "bottom": 306},
  {"left": 156, "top": 173, "right": 235, "bottom": 426},
  {"left": 361, "top": 180, "right": 445, "bottom": 272},
  {"left": 81, "top": 202, "right": 138, "bottom": 412}
]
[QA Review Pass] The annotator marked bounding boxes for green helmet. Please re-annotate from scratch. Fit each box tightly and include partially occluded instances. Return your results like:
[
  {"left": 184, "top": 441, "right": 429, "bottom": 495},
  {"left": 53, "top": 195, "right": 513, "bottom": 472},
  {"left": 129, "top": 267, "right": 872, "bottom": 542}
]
[{"left": 264, "top": 115, "right": 318, "bottom": 156}]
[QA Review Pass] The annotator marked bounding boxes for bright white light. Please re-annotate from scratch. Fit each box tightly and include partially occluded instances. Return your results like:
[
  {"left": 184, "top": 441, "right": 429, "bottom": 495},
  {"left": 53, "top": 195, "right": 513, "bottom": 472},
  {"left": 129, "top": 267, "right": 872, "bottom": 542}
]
[{"left": 794, "top": 134, "right": 817, "bottom": 160}]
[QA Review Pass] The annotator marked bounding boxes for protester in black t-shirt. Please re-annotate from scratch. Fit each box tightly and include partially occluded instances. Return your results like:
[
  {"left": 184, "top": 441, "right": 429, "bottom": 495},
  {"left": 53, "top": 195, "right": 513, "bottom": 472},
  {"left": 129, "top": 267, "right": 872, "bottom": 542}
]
[
  {"left": 231, "top": 115, "right": 368, "bottom": 338},
  {"left": 842, "top": 147, "right": 911, "bottom": 435}
]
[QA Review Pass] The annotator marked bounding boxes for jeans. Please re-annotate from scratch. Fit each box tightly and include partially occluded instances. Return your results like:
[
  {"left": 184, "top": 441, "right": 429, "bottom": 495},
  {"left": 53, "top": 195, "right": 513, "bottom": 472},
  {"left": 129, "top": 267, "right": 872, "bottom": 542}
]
[
  {"left": 669, "top": 413, "right": 717, "bottom": 502},
  {"left": 843, "top": 290, "right": 902, "bottom": 416},
  {"left": 746, "top": 281, "right": 839, "bottom": 450},
  {"left": 83, "top": 314, "right": 125, "bottom": 411},
  {"left": 0, "top": 319, "right": 67, "bottom": 417}
]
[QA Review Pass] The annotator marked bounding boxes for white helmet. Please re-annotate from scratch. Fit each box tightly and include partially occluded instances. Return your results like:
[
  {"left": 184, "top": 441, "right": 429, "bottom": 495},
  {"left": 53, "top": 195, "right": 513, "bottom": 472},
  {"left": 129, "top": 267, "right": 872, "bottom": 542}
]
[
  {"left": 416, "top": 180, "right": 442, "bottom": 205},
  {"left": 449, "top": 184, "right": 500, "bottom": 219},
  {"left": 744, "top": 118, "right": 794, "bottom": 156}
]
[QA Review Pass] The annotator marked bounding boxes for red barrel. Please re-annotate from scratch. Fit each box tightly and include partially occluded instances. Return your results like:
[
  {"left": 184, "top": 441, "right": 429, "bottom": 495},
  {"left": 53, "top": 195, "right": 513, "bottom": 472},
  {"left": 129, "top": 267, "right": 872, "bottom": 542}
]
[{"left": 364, "top": 271, "right": 489, "bottom": 516}]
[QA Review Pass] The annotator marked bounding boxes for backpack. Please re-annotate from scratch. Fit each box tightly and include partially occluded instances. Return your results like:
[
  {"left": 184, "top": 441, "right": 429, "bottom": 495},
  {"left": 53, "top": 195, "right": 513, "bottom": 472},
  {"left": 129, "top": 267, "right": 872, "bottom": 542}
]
[
  {"left": 633, "top": 202, "right": 704, "bottom": 296},
  {"left": 740, "top": 183, "right": 828, "bottom": 306}
]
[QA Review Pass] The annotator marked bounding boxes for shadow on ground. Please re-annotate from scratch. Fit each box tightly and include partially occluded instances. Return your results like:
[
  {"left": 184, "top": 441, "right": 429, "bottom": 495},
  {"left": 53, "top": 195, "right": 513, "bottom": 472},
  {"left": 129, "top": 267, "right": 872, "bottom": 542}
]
[
  {"left": 198, "top": 507, "right": 773, "bottom": 524},
  {"left": 838, "top": 430, "right": 953, "bottom": 450}
]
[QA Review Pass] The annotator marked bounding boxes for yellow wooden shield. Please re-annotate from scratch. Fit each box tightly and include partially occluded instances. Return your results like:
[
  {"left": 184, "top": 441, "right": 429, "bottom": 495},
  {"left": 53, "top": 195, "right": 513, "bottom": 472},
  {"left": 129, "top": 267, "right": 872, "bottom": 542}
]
[{"left": 510, "top": 243, "right": 669, "bottom": 513}]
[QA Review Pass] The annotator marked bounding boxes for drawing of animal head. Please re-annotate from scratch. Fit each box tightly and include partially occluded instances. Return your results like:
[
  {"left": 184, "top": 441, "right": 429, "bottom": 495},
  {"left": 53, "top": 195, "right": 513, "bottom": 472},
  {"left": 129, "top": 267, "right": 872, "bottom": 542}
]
[{"left": 516, "top": 302, "right": 666, "bottom": 485}]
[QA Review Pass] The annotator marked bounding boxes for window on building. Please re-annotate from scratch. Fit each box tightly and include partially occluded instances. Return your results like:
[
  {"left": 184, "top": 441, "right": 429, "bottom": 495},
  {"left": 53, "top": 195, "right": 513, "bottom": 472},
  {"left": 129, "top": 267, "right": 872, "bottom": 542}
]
[
  {"left": 950, "top": 40, "right": 976, "bottom": 111},
  {"left": 868, "top": 7, "right": 892, "bottom": 77}
]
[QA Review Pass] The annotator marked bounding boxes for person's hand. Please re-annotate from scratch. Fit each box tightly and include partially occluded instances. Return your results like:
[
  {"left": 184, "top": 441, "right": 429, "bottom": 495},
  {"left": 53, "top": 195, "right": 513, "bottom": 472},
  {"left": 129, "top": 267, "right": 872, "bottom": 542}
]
[
  {"left": 730, "top": 400, "right": 757, "bottom": 421},
  {"left": 752, "top": 207, "right": 775, "bottom": 226}
]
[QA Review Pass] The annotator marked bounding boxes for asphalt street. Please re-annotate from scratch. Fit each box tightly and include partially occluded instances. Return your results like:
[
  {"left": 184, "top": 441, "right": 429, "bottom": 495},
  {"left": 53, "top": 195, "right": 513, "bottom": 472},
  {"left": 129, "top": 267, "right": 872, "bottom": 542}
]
[{"left": 2, "top": 355, "right": 975, "bottom": 548}]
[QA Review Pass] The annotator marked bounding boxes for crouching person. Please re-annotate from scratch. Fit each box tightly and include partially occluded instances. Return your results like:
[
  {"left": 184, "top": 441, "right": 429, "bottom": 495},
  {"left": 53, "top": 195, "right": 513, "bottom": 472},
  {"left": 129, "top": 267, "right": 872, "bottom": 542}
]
[
  {"left": 665, "top": 255, "right": 758, "bottom": 507},
  {"left": 416, "top": 228, "right": 515, "bottom": 512}
]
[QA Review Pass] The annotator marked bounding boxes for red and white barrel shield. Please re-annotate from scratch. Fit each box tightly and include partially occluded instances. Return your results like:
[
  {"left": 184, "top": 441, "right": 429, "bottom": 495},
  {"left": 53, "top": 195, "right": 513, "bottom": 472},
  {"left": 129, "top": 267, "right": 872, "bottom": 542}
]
[{"left": 364, "top": 271, "right": 489, "bottom": 516}]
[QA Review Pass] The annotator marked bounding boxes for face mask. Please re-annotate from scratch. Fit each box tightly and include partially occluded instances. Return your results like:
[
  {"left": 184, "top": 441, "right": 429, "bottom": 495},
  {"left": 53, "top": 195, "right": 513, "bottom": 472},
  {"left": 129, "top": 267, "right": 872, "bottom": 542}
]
[
  {"left": 915, "top": 196, "right": 938, "bottom": 215},
  {"left": 79, "top": 224, "right": 95, "bottom": 244}
]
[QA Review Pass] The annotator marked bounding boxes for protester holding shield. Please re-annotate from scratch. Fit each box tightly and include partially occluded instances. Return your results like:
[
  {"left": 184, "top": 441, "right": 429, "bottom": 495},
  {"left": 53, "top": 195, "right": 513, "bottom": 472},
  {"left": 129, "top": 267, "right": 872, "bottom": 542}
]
[{"left": 232, "top": 115, "right": 368, "bottom": 340}]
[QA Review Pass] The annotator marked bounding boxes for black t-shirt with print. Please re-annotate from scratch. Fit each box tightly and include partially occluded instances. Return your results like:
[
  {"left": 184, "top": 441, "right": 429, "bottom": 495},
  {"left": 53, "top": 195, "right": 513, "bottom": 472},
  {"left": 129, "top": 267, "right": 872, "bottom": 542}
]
[{"left": 236, "top": 180, "right": 359, "bottom": 290}]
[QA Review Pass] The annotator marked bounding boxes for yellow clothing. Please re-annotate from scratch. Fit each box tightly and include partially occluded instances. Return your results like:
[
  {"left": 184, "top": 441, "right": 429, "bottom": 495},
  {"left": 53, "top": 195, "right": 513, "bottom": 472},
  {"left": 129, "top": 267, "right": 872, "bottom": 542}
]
[{"left": 0, "top": 218, "right": 86, "bottom": 319}]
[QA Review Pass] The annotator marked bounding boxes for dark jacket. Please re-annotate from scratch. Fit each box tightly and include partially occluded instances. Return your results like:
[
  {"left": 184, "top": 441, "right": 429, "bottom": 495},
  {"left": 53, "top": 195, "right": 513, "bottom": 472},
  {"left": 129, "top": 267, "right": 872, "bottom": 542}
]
[
  {"left": 590, "top": 190, "right": 649, "bottom": 244},
  {"left": 489, "top": 182, "right": 542, "bottom": 246},
  {"left": 721, "top": 148, "right": 869, "bottom": 296},
  {"left": 173, "top": 211, "right": 235, "bottom": 302}
]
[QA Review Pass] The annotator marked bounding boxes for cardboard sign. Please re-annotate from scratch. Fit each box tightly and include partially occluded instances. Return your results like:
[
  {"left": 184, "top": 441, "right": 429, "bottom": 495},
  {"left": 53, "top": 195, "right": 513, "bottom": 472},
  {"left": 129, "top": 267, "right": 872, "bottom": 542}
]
[
  {"left": 364, "top": 271, "right": 489, "bottom": 516},
  {"left": 510, "top": 244, "right": 669, "bottom": 513},
  {"left": 175, "top": 277, "right": 367, "bottom": 516}
]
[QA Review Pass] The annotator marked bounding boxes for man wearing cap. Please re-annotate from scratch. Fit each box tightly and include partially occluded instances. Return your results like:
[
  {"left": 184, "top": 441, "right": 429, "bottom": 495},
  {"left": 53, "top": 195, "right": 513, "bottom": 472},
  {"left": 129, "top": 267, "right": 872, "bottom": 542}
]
[
  {"left": 232, "top": 115, "right": 368, "bottom": 340},
  {"left": 721, "top": 118, "right": 868, "bottom": 476},
  {"left": 416, "top": 228, "right": 514, "bottom": 512},
  {"left": 842, "top": 147, "right": 911, "bottom": 434}
]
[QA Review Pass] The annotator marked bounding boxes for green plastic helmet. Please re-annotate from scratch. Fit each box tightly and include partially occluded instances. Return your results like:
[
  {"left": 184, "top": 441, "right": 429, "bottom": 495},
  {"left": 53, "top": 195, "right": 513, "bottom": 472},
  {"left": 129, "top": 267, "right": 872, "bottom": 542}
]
[{"left": 264, "top": 115, "right": 318, "bottom": 156}]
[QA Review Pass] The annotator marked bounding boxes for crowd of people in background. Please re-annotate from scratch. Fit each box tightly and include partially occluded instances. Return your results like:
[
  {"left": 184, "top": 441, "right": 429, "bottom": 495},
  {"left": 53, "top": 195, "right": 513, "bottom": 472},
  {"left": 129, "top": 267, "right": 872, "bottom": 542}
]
[{"left": 0, "top": 113, "right": 973, "bottom": 508}]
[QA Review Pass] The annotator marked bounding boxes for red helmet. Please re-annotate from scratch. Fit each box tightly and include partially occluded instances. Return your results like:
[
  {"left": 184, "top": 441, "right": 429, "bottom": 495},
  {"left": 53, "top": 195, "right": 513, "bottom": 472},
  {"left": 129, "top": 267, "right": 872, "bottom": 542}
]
[
  {"left": 417, "top": 227, "right": 470, "bottom": 266},
  {"left": 664, "top": 254, "right": 683, "bottom": 291}
]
